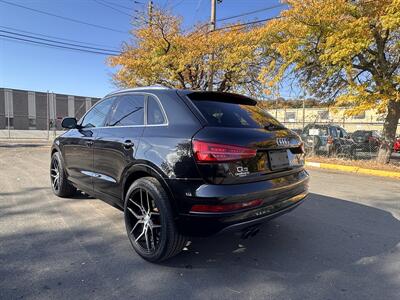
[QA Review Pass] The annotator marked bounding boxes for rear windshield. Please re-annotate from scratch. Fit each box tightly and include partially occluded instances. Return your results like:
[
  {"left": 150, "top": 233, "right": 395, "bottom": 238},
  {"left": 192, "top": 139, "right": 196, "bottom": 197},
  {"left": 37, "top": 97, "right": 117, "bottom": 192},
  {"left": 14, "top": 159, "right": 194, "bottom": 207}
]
[
  {"left": 353, "top": 131, "right": 372, "bottom": 138},
  {"left": 191, "top": 100, "right": 285, "bottom": 130}
]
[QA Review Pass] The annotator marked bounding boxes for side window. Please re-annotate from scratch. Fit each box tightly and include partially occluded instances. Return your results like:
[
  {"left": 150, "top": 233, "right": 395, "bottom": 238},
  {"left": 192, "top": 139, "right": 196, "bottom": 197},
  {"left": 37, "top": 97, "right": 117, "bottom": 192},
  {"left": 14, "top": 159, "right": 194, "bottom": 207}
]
[
  {"left": 330, "top": 127, "right": 338, "bottom": 137},
  {"left": 147, "top": 96, "right": 166, "bottom": 125},
  {"left": 109, "top": 94, "right": 144, "bottom": 126},
  {"left": 81, "top": 97, "right": 114, "bottom": 128}
]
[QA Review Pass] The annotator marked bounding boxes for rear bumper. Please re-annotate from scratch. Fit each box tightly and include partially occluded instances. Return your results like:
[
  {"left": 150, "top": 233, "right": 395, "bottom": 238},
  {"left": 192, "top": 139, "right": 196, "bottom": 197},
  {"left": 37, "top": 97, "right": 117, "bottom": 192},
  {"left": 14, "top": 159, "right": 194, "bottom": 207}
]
[
  {"left": 219, "top": 194, "right": 307, "bottom": 234},
  {"left": 169, "top": 169, "right": 309, "bottom": 236}
]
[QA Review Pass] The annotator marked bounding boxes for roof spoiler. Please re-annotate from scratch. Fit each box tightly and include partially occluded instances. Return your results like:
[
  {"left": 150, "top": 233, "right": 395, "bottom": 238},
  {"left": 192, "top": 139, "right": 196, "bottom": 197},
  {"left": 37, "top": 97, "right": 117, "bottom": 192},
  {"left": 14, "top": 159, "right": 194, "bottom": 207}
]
[{"left": 186, "top": 91, "right": 257, "bottom": 105}]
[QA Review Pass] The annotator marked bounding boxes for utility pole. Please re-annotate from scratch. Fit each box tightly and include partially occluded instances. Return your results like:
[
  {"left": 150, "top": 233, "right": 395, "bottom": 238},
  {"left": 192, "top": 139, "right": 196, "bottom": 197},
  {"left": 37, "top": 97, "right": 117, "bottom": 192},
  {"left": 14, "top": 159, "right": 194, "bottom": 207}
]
[
  {"left": 148, "top": 0, "right": 153, "bottom": 27},
  {"left": 302, "top": 96, "right": 305, "bottom": 130},
  {"left": 46, "top": 91, "right": 49, "bottom": 140},
  {"left": 208, "top": 0, "right": 217, "bottom": 91},
  {"left": 210, "top": 0, "right": 216, "bottom": 32}
]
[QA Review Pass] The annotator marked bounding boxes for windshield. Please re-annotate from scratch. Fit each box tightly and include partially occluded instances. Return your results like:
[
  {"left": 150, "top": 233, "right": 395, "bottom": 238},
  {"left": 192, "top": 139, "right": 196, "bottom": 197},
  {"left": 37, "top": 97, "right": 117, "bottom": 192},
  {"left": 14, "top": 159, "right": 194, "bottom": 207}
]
[{"left": 191, "top": 100, "right": 285, "bottom": 130}]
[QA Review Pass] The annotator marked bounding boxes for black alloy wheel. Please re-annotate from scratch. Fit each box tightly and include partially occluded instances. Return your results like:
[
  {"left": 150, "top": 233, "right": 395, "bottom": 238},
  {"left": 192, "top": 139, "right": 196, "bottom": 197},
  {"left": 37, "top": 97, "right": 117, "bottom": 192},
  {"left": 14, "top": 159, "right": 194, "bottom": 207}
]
[
  {"left": 50, "top": 152, "right": 76, "bottom": 197},
  {"left": 126, "top": 187, "right": 162, "bottom": 253},
  {"left": 50, "top": 155, "right": 61, "bottom": 193},
  {"left": 124, "top": 177, "right": 187, "bottom": 262}
]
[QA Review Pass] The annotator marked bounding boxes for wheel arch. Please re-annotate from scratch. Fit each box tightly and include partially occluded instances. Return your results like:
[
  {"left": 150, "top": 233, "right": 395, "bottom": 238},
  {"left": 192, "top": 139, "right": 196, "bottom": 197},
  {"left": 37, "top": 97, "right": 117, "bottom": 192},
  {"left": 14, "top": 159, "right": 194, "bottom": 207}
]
[
  {"left": 122, "top": 163, "right": 178, "bottom": 216},
  {"left": 51, "top": 142, "right": 62, "bottom": 158},
  {"left": 51, "top": 146, "right": 59, "bottom": 157}
]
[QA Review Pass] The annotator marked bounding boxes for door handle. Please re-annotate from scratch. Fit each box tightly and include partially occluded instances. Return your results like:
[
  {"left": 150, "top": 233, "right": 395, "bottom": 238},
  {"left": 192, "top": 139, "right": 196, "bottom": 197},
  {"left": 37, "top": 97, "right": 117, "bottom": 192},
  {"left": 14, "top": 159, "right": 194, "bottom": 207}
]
[
  {"left": 123, "top": 140, "right": 134, "bottom": 149},
  {"left": 86, "top": 140, "right": 94, "bottom": 147}
]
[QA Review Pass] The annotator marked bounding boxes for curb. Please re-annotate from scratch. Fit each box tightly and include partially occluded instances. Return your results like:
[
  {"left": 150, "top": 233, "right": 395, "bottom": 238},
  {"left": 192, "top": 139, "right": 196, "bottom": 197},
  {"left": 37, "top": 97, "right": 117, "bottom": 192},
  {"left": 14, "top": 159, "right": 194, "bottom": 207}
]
[{"left": 305, "top": 161, "right": 400, "bottom": 180}]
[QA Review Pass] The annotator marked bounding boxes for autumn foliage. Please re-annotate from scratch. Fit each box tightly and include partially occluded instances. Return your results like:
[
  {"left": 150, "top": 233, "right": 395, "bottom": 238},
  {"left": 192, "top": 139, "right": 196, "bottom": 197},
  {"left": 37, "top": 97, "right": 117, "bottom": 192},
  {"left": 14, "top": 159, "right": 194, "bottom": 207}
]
[
  {"left": 109, "top": 0, "right": 399, "bottom": 162},
  {"left": 109, "top": 10, "right": 263, "bottom": 94},
  {"left": 258, "top": 0, "right": 400, "bottom": 162}
]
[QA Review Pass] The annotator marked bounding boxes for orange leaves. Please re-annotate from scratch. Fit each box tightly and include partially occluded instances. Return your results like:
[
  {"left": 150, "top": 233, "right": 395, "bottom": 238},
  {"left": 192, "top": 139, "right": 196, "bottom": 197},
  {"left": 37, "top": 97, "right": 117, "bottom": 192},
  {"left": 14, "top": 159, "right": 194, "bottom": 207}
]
[
  {"left": 109, "top": 8, "right": 264, "bottom": 93},
  {"left": 259, "top": 0, "right": 400, "bottom": 118}
]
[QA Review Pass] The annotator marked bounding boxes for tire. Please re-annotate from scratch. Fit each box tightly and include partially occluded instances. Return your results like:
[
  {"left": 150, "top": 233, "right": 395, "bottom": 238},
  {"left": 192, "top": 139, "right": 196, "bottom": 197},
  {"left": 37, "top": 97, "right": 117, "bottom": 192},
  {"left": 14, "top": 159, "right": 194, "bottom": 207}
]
[
  {"left": 50, "top": 152, "right": 77, "bottom": 197},
  {"left": 124, "top": 177, "right": 187, "bottom": 262}
]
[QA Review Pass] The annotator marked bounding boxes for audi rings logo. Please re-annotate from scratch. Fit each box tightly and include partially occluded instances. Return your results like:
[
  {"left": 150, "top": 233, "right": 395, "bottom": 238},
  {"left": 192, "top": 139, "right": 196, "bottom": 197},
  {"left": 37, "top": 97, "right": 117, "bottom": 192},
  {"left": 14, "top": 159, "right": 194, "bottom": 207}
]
[{"left": 276, "top": 138, "right": 290, "bottom": 146}]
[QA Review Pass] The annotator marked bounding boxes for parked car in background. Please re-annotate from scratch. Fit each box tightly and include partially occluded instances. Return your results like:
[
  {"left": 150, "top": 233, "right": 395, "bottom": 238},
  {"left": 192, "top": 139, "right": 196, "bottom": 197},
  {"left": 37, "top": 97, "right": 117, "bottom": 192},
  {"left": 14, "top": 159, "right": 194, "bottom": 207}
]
[
  {"left": 51, "top": 87, "right": 309, "bottom": 262},
  {"left": 301, "top": 124, "right": 356, "bottom": 158},
  {"left": 290, "top": 128, "right": 303, "bottom": 136},
  {"left": 351, "top": 130, "right": 381, "bottom": 152},
  {"left": 394, "top": 136, "right": 400, "bottom": 152}
]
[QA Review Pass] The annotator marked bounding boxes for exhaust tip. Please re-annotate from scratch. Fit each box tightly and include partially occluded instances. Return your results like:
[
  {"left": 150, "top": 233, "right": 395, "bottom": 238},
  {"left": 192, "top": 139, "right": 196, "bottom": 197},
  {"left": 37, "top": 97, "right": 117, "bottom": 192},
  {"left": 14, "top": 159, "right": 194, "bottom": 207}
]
[
  {"left": 250, "top": 228, "right": 260, "bottom": 237},
  {"left": 241, "top": 225, "right": 260, "bottom": 239}
]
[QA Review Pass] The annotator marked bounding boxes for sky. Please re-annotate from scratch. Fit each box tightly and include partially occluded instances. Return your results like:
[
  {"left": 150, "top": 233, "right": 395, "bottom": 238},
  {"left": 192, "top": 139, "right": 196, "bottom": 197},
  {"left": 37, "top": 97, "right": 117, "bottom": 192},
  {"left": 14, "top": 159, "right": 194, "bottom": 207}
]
[{"left": 0, "top": 0, "right": 290, "bottom": 98}]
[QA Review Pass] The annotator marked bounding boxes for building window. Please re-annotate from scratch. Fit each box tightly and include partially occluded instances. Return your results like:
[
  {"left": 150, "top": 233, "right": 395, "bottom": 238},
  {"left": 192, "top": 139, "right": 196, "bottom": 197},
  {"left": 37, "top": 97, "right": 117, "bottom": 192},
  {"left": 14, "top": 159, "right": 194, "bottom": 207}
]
[
  {"left": 318, "top": 110, "right": 329, "bottom": 120},
  {"left": 353, "top": 111, "right": 365, "bottom": 119},
  {"left": 29, "top": 118, "right": 36, "bottom": 128},
  {"left": 285, "top": 111, "right": 296, "bottom": 122},
  {"left": 6, "top": 117, "right": 14, "bottom": 128}
]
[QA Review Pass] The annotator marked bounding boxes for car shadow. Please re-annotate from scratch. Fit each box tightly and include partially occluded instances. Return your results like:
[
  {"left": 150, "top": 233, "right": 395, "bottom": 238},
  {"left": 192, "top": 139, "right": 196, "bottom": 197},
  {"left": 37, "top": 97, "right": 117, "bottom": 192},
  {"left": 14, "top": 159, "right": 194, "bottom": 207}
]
[
  {"left": 164, "top": 193, "right": 400, "bottom": 271},
  {"left": 1, "top": 192, "right": 399, "bottom": 299}
]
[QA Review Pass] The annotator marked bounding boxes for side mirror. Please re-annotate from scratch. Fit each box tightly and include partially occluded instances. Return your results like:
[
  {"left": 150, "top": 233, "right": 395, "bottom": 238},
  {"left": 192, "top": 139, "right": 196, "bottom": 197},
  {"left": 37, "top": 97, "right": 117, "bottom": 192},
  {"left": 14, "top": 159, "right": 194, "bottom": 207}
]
[{"left": 61, "top": 117, "right": 78, "bottom": 129}]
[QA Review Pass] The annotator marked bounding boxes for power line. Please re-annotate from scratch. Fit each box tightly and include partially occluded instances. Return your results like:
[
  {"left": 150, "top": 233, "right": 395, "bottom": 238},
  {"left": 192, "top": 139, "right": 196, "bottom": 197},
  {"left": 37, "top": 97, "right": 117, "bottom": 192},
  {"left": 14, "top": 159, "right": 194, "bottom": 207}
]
[
  {"left": 171, "top": 0, "right": 186, "bottom": 9},
  {"left": 0, "top": 34, "right": 119, "bottom": 56},
  {"left": 214, "top": 16, "right": 282, "bottom": 32},
  {"left": 186, "top": 15, "right": 280, "bottom": 37},
  {"left": 0, "top": 25, "right": 120, "bottom": 50},
  {"left": 217, "top": 4, "right": 286, "bottom": 22},
  {"left": 93, "top": 0, "right": 132, "bottom": 16},
  {"left": 0, "top": 29, "right": 120, "bottom": 54},
  {"left": 0, "top": 0, "right": 127, "bottom": 34},
  {"left": 101, "top": 0, "right": 134, "bottom": 10}
]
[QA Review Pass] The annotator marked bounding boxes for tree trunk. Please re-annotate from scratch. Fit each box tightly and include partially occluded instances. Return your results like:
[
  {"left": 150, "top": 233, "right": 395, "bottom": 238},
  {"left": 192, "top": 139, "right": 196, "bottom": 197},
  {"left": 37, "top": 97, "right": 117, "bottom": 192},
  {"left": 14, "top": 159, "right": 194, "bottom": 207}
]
[{"left": 377, "top": 100, "right": 400, "bottom": 164}]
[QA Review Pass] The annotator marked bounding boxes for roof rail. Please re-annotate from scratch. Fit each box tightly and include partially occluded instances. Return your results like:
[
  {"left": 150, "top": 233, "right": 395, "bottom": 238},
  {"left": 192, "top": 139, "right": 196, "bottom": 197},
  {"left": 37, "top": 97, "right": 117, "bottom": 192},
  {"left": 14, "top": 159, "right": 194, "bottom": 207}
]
[{"left": 105, "top": 85, "right": 171, "bottom": 97}]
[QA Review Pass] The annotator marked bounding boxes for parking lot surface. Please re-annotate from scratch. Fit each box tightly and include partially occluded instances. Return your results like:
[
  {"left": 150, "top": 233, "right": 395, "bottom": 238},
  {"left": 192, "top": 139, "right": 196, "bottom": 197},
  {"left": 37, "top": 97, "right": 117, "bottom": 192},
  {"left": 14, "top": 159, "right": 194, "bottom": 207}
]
[{"left": 1, "top": 145, "right": 399, "bottom": 300}]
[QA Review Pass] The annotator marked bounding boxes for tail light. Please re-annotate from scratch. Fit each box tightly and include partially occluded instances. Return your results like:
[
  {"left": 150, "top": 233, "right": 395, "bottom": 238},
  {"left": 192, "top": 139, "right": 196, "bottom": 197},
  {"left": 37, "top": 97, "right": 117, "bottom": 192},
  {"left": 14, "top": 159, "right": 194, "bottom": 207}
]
[
  {"left": 192, "top": 140, "right": 257, "bottom": 163},
  {"left": 327, "top": 136, "right": 333, "bottom": 144},
  {"left": 190, "top": 199, "right": 263, "bottom": 213}
]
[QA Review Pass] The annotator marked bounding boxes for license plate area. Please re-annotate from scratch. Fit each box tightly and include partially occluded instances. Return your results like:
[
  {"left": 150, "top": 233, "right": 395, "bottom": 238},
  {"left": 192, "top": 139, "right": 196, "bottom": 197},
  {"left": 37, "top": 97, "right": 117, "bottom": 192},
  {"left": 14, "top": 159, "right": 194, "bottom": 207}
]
[{"left": 268, "top": 150, "right": 289, "bottom": 170}]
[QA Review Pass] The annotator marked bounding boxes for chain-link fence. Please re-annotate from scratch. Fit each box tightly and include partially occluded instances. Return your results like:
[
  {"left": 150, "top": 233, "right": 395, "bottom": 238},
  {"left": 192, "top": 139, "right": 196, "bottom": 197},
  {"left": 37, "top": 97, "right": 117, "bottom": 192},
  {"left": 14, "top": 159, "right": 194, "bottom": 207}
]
[
  {"left": 264, "top": 106, "right": 400, "bottom": 166},
  {"left": 0, "top": 88, "right": 99, "bottom": 140},
  {"left": 281, "top": 118, "right": 400, "bottom": 166}
]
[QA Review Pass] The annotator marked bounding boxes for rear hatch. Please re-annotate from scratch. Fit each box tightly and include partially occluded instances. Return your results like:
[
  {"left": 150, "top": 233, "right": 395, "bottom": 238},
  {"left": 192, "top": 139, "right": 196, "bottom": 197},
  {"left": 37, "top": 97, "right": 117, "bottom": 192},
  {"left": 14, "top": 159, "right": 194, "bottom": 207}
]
[
  {"left": 352, "top": 131, "right": 371, "bottom": 144},
  {"left": 301, "top": 125, "right": 329, "bottom": 148},
  {"left": 179, "top": 91, "right": 305, "bottom": 184}
]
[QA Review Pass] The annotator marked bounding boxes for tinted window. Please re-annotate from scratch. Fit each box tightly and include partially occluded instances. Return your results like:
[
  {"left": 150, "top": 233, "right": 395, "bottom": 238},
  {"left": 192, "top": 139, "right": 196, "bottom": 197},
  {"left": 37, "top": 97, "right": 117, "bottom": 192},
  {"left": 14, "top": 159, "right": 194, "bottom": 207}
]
[
  {"left": 147, "top": 97, "right": 166, "bottom": 125},
  {"left": 330, "top": 127, "right": 338, "bottom": 137},
  {"left": 109, "top": 94, "right": 144, "bottom": 126},
  {"left": 81, "top": 97, "right": 114, "bottom": 128},
  {"left": 353, "top": 130, "right": 372, "bottom": 138},
  {"left": 191, "top": 100, "right": 284, "bottom": 130}
]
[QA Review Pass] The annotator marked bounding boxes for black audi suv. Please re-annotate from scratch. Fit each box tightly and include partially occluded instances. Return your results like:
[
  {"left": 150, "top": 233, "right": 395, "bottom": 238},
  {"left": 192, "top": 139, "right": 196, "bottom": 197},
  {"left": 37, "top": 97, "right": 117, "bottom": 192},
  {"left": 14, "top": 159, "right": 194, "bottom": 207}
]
[{"left": 50, "top": 87, "right": 309, "bottom": 262}]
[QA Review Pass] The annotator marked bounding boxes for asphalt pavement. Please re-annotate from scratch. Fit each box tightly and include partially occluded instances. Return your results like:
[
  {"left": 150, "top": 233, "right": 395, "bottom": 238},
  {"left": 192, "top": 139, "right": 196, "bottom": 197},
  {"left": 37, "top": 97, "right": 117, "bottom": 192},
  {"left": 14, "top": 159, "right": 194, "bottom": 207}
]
[{"left": 0, "top": 146, "right": 399, "bottom": 300}]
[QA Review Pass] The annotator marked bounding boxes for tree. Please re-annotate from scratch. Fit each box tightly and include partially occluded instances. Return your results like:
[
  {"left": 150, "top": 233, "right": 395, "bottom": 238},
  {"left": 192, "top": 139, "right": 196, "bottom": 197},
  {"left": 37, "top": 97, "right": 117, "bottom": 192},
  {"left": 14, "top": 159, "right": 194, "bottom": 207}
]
[
  {"left": 259, "top": 0, "right": 400, "bottom": 163},
  {"left": 109, "top": 9, "right": 263, "bottom": 95}
]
